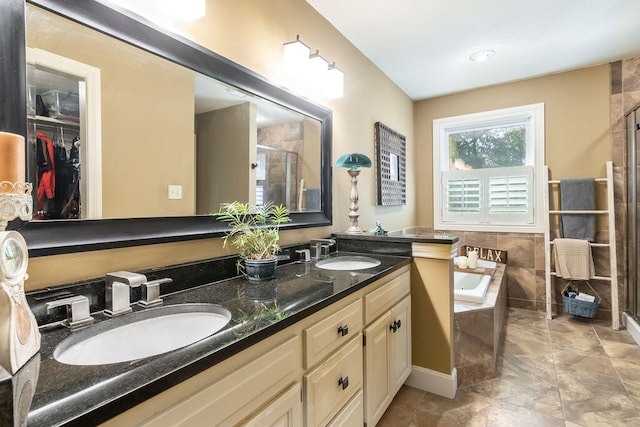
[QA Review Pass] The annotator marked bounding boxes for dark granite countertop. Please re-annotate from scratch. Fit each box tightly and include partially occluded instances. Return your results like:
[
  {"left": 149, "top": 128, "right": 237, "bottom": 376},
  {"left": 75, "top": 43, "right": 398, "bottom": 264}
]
[
  {"left": 21, "top": 251, "right": 411, "bottom": 426},
  {"left": 332, "top": 230, "right": 458, "bottom": 259},
  {"left": 333, "top": 230, "right": 458, "bottom": 244}
]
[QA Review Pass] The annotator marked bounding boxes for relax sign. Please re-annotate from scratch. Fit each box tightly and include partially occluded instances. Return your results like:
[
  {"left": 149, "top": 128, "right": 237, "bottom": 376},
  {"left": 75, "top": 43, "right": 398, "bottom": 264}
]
[{"left": 464, "top": 246, "right": 507, "bottom": 264}]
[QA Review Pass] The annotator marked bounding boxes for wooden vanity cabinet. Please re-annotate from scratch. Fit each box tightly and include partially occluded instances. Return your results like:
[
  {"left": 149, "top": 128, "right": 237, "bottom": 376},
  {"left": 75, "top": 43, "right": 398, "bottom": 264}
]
[{"left": 101, "top": 265, "right": 411, "bottom": 427}]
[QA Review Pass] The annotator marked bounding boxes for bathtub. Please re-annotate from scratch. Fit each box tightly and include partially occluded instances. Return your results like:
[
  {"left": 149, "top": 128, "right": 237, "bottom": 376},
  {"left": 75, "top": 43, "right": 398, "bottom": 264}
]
[
  {"left": 453, "top": 258, "right": 495, "bottom": 303},
  {"left": 454, "top": 272, "right": 492, "bottom": 303}
]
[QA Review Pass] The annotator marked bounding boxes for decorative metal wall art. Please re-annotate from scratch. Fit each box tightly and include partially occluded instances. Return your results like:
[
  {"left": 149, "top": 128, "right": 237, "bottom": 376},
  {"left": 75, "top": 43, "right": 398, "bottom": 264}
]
[{"left": 374, "top": 122, "right": 406, "bottom": 206}]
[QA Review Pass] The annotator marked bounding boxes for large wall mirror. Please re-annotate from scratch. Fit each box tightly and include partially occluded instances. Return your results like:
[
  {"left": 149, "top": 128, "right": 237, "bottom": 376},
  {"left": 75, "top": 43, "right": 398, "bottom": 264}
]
[{"left": 3, "top": 0, "right": 332, "bottom": 256}]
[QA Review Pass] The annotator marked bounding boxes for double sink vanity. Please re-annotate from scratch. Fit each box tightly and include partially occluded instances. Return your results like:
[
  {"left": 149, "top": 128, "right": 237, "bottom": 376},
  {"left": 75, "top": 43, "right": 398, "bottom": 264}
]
[
  {"left": 0, "top": 230, "right": 465, "bottom": 426},
  {"left": 13, "top": 248, "right": 412, "bottom": 426}
]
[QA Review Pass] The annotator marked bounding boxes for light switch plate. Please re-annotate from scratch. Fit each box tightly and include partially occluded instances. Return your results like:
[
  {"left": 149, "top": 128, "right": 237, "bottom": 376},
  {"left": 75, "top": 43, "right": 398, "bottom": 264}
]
[{"left": 168, "top": 185, "right": 182, "bottom": 200}]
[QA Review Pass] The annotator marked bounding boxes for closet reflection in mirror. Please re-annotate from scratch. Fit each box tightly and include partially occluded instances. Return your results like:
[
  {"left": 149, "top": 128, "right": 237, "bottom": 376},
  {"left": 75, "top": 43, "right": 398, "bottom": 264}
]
[
  {"left": 28, "top": 65, "right": 83, "bottom": 220},
  {"left": 25, "top": 4, "right": 321, "bottom": 220}
]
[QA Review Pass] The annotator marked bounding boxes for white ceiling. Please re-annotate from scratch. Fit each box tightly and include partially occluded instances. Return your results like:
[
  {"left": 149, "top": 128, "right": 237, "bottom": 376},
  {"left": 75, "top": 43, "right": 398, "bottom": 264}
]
[{"left": 305, "top": 0, "right": 640, "bottom": 100}]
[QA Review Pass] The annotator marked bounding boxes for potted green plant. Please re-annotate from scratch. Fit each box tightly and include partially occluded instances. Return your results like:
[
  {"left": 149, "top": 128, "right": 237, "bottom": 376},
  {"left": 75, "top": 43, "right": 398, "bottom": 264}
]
[{"left": 214, "top": 201, "right": 291, "bottom": 281}]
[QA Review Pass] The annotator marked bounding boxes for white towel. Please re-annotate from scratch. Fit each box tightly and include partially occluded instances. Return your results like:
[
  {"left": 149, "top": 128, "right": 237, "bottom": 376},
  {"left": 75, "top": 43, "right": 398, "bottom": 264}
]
[{"left": 553, "top": 238, "right": 595, "bottom": 280}]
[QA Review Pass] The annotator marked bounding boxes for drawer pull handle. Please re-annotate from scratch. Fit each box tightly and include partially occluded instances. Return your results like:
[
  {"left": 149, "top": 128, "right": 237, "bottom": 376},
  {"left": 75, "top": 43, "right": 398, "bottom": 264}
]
[
  {"left": 390, "top": 323, "right": 397, "bottom": 332},
  {"left": 338, "top": 376, "right": 349, "bottom": 390},
  {"left": 396, "top": 319, "right": 402, "bottom": 329},
  {"left": 337, "top": 325, "right": 349, "bottom": 336}
]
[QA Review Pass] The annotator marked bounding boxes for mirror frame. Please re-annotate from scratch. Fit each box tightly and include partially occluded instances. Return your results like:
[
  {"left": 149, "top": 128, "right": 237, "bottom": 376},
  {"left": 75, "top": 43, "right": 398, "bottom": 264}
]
[{"left": 3, "top": 0, "right": 332, "bottom": 257}]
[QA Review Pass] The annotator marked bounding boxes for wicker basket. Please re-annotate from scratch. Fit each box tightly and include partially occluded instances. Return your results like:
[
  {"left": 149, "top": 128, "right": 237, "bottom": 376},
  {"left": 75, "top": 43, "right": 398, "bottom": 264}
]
[{"left": 561, "top": 281, "right": 600, "bottom": 319}]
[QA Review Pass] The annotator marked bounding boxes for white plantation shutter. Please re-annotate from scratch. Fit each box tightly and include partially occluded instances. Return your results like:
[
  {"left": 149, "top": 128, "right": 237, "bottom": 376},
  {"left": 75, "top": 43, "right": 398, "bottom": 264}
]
[
  {"left": 442, "top": 166, "right": 533, "bottom": 225},
  {"left": 442, "top": 172, "right": 481, "bottom": 222},
  {"left": 487, "top": 166, "right": 533, "bottom": 223}
]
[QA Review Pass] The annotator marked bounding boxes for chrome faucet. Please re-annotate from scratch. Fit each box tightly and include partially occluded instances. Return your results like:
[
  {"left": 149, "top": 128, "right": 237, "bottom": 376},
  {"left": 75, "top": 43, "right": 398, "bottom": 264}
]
[
  {"left": 46, "top": 295, "right": 94, "bottom": 330},
  {"left": 310, "top": 238, "right": 336, "bottom": 260},
  {"left": 104, "top": 271, "right": 147, "bottom": 317}
]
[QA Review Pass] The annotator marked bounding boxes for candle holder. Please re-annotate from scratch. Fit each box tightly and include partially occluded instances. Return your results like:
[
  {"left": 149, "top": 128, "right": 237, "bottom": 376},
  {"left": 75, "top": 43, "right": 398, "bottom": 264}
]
[
  {"left": 0, "top": 181, "right": 34, "bottom": 231},
  {"left": 336, "top": 153, "right": 372, "bottom": 234},
  {"left": 0, "top": 181, "right": 40, "bottom": 376}
]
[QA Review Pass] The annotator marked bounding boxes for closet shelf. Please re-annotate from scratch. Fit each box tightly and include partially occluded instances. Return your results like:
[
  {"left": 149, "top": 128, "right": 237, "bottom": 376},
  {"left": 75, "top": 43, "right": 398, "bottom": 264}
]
[
  {"left": 28, "top": 114, "right": 80, "bottom": 129},
  {"left": 544, "top": 161, "right": 619, "bottom": 330}
]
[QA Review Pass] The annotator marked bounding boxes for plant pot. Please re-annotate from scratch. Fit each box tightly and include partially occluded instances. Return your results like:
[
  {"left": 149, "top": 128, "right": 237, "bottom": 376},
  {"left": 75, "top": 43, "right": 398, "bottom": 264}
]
[{"left": 244, "top": 258, "right": 278, "bottom": 281}]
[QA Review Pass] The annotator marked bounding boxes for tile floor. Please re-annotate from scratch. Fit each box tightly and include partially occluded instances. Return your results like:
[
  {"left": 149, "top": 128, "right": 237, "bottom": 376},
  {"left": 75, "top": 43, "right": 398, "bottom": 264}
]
[{"left": 379, "top": 308, "right": 640, "bottom": 427}]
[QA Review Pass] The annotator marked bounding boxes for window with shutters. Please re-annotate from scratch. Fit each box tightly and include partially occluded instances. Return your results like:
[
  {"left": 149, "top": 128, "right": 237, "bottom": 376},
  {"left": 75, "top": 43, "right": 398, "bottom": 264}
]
[{"left": 433, "top": 104, "right": 545, "bottom": 233}]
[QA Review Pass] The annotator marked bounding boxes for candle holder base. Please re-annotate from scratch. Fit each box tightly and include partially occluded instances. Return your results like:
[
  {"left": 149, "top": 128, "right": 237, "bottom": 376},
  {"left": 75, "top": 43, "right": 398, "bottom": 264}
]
[{"left": 0, "top": 182, "right": 33, "bottom": 232}]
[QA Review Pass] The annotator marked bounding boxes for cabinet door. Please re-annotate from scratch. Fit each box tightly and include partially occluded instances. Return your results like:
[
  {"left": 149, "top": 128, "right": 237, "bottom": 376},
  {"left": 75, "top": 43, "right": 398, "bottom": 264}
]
[
  {"left": 390, "top": 295, "right": 411, "bottom": 395},
  {"left": 364, "top": 311, "right": 392, "bottom": 427},
  {"left": 241, "top": 383, "right": 302, "bottom": 427}
]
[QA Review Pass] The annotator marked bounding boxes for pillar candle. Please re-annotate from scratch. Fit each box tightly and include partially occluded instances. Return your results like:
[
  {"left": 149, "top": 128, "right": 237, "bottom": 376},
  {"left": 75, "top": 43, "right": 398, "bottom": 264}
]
[
  {"left": 458, "top": 256, "right": 468, "bottom": 269},
  {"left": 0, "top": 132, "right": 25, "bottom": 193}
]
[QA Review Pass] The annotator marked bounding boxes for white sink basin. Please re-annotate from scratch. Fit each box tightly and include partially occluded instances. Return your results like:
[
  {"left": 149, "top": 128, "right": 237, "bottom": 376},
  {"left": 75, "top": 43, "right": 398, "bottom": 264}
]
[
  {"left": 316, "top": 256, "right": 381, "bottom": 271},
  {"left": 54, "top": 304, "right": 231, "bottom": 366}
]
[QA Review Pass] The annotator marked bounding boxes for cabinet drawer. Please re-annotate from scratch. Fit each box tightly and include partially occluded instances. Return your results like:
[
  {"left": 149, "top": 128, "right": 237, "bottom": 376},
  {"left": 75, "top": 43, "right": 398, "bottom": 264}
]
[
  {"left": 304, "top": 299, "right": 363, "bottom": 369},
  {"left": 326, "top": 389, "right": 364, "bottom": 427},
  {"left": 304, "top": 336, "right": 363, "bottom": 427},
  {"left": 365, "top": 270, "right": 410, "bottom": 324}
]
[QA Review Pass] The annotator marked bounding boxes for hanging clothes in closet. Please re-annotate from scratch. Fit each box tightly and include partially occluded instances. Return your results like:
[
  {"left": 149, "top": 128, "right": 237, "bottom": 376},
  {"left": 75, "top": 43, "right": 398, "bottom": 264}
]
[
  {"left": 35, "top": 131, "right": 55, "bottom": 219},
  {"left": 61, "top": 137, "right": 81, "bottom": 218},
  {"left": 33, "top": 128, "right": 81, "bottom": 219},
  {"left": 53, "top": 136, "right": 73, "bottom": 217}
]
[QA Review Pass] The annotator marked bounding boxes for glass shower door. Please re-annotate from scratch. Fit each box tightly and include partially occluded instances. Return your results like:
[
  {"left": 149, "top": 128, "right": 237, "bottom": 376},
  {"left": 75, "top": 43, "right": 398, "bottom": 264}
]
[
  {"left": 627, "top": 107, "right": 640, "bottom": 319},
  {"left": 255, "top": 145, "right": 299, "bottom": 210}
]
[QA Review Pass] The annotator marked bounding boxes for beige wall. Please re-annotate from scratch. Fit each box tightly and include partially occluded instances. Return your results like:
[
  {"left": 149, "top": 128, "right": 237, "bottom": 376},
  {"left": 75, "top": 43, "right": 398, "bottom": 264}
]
[
  {"left": 414, "top": 65, "right": 611, "bottom": 226},
  {"left": 25, "top": 0, "right": 414, "bottom": 290},
  {"left": 196, "top": 103, "right": 255, "bottom": 213}
]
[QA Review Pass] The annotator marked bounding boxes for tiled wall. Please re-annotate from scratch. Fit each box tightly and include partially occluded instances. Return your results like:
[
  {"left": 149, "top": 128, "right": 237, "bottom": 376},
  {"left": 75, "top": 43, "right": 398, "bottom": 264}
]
[{"left": 611, "top": 57, "right": 640, "bottom": 320}]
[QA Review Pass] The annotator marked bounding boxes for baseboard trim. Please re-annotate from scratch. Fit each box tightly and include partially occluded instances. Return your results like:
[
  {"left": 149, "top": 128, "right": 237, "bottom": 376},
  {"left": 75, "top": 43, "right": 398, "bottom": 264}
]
[
  {"left": 623, "top": 313, "right": 640, "bottom": 346},
  {"left": 405, "top": 365, "right": 457, "bottom": 399}
]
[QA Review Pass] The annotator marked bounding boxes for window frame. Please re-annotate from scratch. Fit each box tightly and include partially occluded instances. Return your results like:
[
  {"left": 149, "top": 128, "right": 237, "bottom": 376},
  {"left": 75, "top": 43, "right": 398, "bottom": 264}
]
[{"left": 433, "top": 103, "right": 545, "bottom": 233}]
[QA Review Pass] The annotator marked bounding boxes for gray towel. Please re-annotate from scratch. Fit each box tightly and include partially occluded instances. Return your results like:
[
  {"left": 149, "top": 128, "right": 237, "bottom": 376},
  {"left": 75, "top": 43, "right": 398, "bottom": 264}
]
[{"left": 560, "top": 178, "right": 596, "bottom": 242}]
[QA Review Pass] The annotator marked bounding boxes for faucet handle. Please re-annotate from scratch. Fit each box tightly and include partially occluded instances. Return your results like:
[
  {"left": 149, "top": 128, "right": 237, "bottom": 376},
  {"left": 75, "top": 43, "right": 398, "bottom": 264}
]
[
  {"left": 139, "top": 277, "right": 172, "bottom": 308},
  {"left": 295, "top": 249, "right": 311, "bottom": 262},
  {"left": 46, "top": 295, "right": 94, "bottom": 330}
]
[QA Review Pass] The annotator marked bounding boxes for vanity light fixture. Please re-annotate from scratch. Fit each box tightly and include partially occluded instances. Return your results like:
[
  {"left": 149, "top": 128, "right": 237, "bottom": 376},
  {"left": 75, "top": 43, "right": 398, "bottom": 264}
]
[
  {"left": 283, "top": 35, "right": 310, "bottom": 78},
  {"left": 283, "top": 36, "right": 344, "bottom": 98},
  {"left": 307, "top": 50, "right": 329, "bottom": 86},
  {"left": 336, "top": 153, "right": 372, "bottom": 234},
  {"left": 469, "top": 49, "right": 495, "bottom": 62},
  {"left": 326, "top": 62, "right": 344, "bottom": 99}
]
